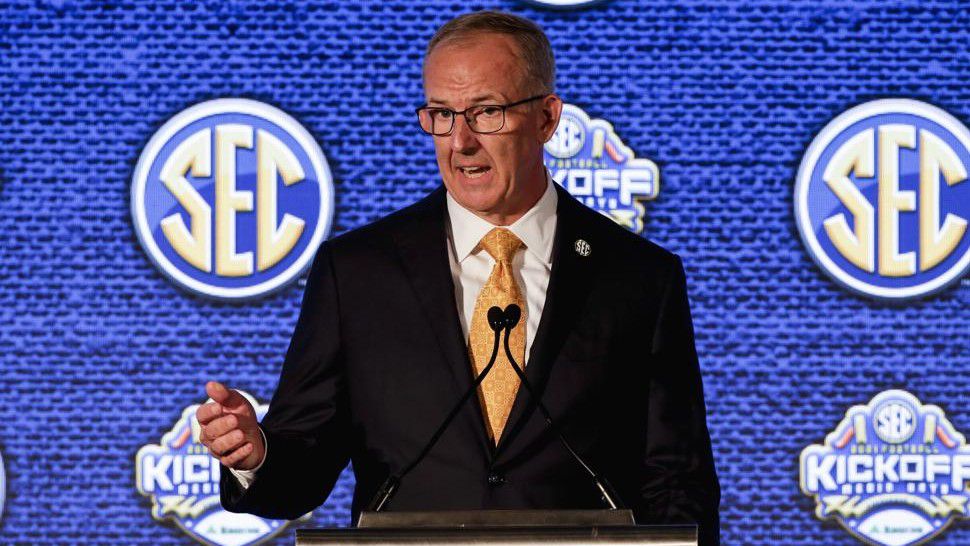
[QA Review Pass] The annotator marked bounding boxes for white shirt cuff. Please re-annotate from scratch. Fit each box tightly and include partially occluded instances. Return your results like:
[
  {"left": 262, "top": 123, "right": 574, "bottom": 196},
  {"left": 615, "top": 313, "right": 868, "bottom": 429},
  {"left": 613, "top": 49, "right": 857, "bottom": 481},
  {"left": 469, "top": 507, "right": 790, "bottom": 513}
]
[{"left": 227, "top": 426, "right": 268, "bottom": 490}]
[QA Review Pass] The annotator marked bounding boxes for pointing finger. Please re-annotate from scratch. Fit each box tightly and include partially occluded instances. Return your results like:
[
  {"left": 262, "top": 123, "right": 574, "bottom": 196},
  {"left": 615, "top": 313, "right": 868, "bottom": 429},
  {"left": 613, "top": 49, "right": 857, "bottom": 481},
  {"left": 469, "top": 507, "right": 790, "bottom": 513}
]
[
  {"left": 195, "top": 401, "right": 224, "bottom": 426},
  {"left": 202, "top": 414, "right": 240, "bottom": 441}
]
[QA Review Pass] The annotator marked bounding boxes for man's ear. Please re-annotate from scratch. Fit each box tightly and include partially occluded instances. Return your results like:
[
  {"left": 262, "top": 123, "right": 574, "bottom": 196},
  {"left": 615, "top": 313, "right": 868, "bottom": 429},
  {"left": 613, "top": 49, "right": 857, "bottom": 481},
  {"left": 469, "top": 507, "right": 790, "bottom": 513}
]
[{"left": 539, "top": 94, "right": 563, "bottom": 143}]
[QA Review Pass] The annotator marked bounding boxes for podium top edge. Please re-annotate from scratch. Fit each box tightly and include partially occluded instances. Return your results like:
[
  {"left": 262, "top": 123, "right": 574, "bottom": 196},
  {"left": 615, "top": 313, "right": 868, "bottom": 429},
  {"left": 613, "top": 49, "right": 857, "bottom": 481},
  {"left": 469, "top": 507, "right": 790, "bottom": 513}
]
[
  {"left": 356, "top": 509, "right": 637, "bottom": 528},
  {"left": 297, "top": 524, "right": 698, "bottom": 543}
]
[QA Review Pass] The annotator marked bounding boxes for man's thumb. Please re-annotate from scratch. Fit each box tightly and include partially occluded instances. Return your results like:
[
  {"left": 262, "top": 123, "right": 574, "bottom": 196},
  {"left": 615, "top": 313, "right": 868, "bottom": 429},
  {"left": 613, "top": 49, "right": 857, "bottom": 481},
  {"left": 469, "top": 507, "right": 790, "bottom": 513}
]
[
  {"left": 206, "top": 381, "right": 254, "bottom": 416},
  {"left": 206, "top": 381, "right": 234, "bottom": 405}
]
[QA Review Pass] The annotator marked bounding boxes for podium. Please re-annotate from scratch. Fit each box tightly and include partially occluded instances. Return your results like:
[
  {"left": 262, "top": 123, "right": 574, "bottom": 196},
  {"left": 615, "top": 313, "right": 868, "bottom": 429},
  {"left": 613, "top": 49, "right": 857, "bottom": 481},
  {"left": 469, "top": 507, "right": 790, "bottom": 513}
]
[{"left": 296, "top": 510, "right": 697, "bottom": 546}]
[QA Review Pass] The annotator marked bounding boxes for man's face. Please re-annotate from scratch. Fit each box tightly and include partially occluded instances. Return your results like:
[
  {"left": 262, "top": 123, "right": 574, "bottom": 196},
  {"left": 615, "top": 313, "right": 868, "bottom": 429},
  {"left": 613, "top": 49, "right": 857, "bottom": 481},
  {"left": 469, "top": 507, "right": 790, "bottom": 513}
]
[{"left": 423, "top": 33, "right": 562, "bottom": 224}]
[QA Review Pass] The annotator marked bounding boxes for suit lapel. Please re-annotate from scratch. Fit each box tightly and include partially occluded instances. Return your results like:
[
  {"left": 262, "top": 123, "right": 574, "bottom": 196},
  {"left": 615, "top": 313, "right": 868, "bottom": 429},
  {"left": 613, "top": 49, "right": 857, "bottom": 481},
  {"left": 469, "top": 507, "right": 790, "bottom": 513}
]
[
  {"left": 494, "top": 185, "right": 600, "bottom": 460},
  {"left": 390, "top": 187, "right": 493, "bottom": 457}
]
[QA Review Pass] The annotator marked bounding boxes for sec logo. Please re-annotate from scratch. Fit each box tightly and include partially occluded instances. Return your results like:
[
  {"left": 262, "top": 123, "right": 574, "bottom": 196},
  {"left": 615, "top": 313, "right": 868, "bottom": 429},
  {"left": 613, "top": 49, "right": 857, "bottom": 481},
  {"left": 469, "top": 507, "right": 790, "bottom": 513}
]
[
  {"left": 132, "top": 99, "right": 334, "bottom": 300},
  {"left": 873, "top": 400, "right": 916, "bottom": 444},
  {"left": 795, "top": 99, "right": 970, "bottom": 300}
]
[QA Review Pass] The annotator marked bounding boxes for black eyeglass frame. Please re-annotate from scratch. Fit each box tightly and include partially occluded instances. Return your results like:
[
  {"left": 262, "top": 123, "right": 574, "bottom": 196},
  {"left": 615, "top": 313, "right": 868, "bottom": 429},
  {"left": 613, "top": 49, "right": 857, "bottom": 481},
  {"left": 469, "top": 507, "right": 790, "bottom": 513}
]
[{"left": 414, "top": 94, "right": 549, "bottom": 136}]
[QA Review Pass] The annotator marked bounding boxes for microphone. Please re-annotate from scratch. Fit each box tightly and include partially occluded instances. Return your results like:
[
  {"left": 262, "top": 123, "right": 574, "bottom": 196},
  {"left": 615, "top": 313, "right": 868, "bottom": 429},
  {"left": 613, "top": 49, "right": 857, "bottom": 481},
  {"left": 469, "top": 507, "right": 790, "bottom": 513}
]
[
  {"left": 364, "top": 306, "right": 507, "bottom": 513},
  {"left": 500, "top": 303, "right": 625, "bottom": 510}
]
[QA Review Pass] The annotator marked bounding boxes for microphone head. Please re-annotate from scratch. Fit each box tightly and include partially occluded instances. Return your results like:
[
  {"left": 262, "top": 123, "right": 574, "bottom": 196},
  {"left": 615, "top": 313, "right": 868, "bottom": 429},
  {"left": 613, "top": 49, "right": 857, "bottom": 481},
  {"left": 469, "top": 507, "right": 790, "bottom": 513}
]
[
  {"left": 487, "top": 306, "right": 505, "bottom": 332},
  {"left": 504, "top": 304, "right": 521, "bottom": 330}
]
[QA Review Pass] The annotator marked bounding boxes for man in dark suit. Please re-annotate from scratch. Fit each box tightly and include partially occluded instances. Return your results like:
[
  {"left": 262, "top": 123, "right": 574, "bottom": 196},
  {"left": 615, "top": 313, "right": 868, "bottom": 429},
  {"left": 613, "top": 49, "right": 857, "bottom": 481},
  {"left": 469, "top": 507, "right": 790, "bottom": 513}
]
[{"left": 196, "top": 10, "right": 720, "bottom": 545}]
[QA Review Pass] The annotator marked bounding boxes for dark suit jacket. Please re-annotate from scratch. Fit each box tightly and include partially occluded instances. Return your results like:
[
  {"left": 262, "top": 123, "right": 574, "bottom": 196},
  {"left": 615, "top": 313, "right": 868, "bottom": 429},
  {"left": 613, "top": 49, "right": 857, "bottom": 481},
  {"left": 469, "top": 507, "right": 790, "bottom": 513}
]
[{"left": 221, "top": 184, "right": 720, "bottom": 545}]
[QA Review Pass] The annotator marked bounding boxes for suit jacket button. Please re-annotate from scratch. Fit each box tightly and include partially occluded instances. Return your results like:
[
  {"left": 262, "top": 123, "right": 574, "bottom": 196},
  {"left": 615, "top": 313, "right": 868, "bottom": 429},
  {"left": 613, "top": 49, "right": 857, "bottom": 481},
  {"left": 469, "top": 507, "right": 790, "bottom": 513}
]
[{"left": 487, "top": 472, "right": 505, "bottom": 486}]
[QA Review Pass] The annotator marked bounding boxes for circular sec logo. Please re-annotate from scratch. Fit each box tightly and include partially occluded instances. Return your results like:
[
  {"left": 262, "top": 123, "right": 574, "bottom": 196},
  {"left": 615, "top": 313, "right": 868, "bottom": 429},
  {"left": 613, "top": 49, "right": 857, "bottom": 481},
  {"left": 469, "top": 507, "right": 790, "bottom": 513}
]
[
  {"left": 546, "top": 112, "right": 585, "bottom": 159},
  {"left": 873, "top": 400, "right": 915, "bottom": 444},
  {"left": 132, "top": 99, "right": 334, "bottom": 300},
  {"left": 795, "top": 99, "right": 970, "bottom": 300}
]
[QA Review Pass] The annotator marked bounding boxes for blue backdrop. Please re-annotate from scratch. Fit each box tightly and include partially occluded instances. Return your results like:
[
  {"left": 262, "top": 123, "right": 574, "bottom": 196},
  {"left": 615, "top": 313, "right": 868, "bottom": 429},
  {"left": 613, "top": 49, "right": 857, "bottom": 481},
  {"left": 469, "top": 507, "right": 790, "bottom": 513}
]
[{"left": 0, "top": 0, "right": 968, "bottom": 544}]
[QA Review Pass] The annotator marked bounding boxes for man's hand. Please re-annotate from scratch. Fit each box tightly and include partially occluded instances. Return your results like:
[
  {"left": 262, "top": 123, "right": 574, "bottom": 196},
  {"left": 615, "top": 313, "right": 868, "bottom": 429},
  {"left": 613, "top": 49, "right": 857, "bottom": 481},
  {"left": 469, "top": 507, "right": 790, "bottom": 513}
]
[{"left": 196, "top": 381, "right": 266, "bottom": 470}]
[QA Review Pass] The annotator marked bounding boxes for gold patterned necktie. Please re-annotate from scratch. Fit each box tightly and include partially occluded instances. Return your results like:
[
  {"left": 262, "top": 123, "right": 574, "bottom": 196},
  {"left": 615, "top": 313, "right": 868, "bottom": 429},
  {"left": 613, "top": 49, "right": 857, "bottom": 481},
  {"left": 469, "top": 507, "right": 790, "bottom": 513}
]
[{"left": 468, "top": 227, "right": 527, "bottom": 445}]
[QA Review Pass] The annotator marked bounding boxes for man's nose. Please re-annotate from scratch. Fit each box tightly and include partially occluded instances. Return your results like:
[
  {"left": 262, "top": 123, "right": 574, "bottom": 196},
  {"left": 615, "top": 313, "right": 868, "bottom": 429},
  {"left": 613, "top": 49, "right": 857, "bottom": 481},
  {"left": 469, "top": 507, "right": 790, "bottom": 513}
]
[{"left": 449, "top": 114, "right": 480, "bottom": 154}]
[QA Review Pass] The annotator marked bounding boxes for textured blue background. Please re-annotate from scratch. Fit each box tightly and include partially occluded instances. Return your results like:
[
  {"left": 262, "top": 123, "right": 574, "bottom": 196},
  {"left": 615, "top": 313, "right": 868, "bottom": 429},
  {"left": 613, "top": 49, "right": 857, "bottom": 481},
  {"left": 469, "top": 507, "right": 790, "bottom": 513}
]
[{"left": 1, "top": 0, "right": 969, "bottom": 544}]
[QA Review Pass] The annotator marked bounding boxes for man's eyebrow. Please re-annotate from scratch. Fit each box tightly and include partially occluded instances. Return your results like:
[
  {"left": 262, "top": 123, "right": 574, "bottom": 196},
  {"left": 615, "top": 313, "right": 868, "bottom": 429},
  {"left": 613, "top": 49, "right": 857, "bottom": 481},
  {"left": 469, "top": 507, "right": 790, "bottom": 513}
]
[
  {"left": 426, "top": 94, "right": 505, "bottom": 106},
  {"left": 469, "top": 94, "right": 503, "bottom": 103}
]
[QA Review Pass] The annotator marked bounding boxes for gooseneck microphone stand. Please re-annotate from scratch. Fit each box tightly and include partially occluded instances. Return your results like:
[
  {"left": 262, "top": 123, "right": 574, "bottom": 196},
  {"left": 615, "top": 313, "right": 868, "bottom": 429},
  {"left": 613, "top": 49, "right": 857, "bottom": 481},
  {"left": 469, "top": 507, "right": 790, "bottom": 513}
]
[
  {"left": 365, "top": 306, "right": 508, "bottom": 513},
  {"left": 499, "top": 304, "right": 625, "bottom": 511}
]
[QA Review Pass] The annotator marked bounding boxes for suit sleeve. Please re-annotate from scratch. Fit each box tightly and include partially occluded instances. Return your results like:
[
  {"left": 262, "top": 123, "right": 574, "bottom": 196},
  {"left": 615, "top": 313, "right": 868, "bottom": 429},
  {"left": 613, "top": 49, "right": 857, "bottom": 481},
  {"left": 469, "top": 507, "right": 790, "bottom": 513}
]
[
  {"left": 221, "top": 241, "right": 352, "bottom": 519},
  {"left": 637, "top": 255, "right": 720, "bottom": 546}
]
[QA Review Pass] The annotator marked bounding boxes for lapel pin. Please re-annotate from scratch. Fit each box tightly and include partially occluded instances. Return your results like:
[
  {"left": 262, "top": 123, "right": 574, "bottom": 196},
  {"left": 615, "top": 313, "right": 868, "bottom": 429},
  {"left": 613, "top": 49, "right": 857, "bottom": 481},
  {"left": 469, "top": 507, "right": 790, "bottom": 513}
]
[{"left": 574, "top": 239, "right": 591, "bottom": 257}]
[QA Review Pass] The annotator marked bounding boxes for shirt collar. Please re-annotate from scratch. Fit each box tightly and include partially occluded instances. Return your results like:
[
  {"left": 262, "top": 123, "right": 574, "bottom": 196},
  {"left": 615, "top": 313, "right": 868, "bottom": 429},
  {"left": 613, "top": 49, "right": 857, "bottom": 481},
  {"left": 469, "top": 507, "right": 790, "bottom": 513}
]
[{"left": 446, "top": 171, "right": 558, "bottom": 266}]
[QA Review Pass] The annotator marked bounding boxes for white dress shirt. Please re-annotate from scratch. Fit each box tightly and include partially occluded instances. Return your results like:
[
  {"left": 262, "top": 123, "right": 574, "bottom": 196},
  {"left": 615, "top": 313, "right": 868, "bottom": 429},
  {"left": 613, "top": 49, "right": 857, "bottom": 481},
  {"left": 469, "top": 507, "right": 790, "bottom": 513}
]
[
  {"left": 445, "top": 174, "right": 558, "bottom": 363},
  {"left": 231, "top": 173, "right": 559, "bottom": 489}
]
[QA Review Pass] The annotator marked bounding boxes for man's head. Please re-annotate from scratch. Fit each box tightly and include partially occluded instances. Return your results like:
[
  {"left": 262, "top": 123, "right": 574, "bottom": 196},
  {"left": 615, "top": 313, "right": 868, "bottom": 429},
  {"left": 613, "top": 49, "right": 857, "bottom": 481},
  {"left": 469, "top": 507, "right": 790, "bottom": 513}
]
[{"left": 421, "top": 11, "right": 563, "bottom": 225}]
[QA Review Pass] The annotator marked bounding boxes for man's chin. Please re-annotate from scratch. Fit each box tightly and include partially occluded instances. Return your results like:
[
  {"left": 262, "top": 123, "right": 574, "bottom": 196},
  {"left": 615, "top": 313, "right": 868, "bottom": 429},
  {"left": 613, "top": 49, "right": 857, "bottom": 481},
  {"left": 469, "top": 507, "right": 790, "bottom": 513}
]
[
  {"left": 445, "top": 181, "right": 501, "bottom": 209},
  {"left": 455, "top": 195, "right": 501, "bottom": 215}
]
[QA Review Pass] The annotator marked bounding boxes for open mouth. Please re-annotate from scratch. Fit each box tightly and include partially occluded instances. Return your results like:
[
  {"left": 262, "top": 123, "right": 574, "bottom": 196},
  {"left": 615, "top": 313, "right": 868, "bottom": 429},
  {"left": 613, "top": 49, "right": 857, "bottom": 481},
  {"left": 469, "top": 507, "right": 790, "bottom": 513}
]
[{"left": 457, "top": 166, "right": 491, "bottom": 179}]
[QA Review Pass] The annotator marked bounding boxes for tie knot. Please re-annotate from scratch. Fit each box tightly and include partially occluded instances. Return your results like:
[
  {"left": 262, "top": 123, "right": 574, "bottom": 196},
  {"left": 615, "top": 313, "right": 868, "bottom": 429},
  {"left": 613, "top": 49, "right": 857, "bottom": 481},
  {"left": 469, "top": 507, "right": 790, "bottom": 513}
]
[{"left": 479, "top": 228, "right": 523, "bottom": 263}]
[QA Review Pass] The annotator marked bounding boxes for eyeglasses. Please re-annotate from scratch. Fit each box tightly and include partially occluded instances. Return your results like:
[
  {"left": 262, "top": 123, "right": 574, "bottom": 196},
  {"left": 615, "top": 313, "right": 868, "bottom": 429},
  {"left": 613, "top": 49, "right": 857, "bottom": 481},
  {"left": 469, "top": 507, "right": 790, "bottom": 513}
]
[{"left": 415, "top": 94, "right": 548, "bottom": 136}]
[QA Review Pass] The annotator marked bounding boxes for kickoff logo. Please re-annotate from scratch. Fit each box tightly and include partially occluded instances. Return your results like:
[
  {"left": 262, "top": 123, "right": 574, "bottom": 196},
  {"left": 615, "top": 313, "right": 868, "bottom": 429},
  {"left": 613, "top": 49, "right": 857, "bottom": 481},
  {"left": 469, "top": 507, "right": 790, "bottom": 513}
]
[
  {"left": 136, "top": 392, "right": 303, "bottom": 546},
  {"left": 132, "top": 99, "right": 334, "bottom": 300},
  {"left": 795, "top": 99, "right": 970, "bottom": 300},
  {"left": 800, "top": 390, "right": 970, "bottom": 546},
  {"left": 545, "top": 103, "right": 659, "bottom": 234}
]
